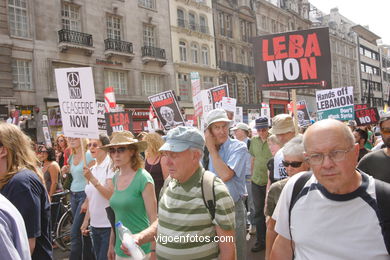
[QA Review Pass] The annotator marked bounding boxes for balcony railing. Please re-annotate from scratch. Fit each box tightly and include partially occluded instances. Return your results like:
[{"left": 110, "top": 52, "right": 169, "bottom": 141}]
[
  {"left": 177, "top": 19, "right": 209, "bottom": 34},
  {"left": 58, "top": 29, "right": 93, "bottom": 46},
  {"left": 104, "top": 38, "right": 133, "bottom": 54},
  {"left": 142, "top": 46, "right": 166, "bottom": 59},
  {"left": 219, "top": 61, "right": 254, "bottom": 74}
]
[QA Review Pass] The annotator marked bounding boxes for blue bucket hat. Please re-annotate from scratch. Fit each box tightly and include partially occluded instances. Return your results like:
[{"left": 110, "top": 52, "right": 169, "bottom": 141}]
[{"left": 159, "top": 126, "right": 205, "bottom": 152}]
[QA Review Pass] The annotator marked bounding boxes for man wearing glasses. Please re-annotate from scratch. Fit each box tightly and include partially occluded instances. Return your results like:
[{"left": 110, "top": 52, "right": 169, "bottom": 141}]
[
  {"left": 270, "top": 119, "right": 389, "bottom": 260},
  {"left": 358, "top": 112, "right": 390, "bottom": 183}
]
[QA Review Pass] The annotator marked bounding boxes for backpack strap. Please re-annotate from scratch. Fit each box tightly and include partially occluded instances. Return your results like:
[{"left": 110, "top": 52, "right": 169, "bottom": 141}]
[
  {"left": 288, "top": 171, "right": 312, "bottom": 259},
  {"left": 375, "top": 180, "right": 390, "bottom": 254},
  {"left": 201, "top": 170, "right": 216, "bottom": 221},
  {"left": 160, "top": 170, "right": 216, "bottom": 221}
]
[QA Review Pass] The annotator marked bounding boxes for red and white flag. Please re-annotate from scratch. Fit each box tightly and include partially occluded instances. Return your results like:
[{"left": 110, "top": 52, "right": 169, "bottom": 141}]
[{"left": 104, "top": 87, "right": 116, "bottom": 112}]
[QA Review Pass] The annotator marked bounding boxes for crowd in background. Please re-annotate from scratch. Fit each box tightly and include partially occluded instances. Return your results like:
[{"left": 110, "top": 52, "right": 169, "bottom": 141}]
[{"left": 0, "top": 109, "right": 390, "bottom": 260}]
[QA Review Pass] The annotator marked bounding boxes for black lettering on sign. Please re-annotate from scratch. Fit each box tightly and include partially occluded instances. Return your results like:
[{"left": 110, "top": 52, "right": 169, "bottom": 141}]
[{"left": 70, "top": 115, "right": 89, "bottom": 128}]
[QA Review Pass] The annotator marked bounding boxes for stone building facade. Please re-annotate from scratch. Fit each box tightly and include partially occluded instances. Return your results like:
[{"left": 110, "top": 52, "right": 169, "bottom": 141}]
[
  {"left": 213, "top": 0, "right": 258, "bottom": 119},
  {"left": 169, "top": 0, "right": 218, "bottom": 121},
  {"left": 1, "top": 0, "right": 175, "bottom": 140}
]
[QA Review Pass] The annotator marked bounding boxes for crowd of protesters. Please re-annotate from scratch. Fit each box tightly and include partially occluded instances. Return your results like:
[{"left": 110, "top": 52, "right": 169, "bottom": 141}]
[{"left": 0, "top": 109, "right": 390, "bottom": 260}]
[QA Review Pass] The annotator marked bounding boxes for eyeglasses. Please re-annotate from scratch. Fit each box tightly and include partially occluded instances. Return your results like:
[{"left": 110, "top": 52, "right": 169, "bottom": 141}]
[
  {"left": 37, "top": 146, "right": 48, "bottom": 154},
  {"left": 282, "top": 160, "right": 303, "bottom": 168},
  {"left": 305, "top": 147, "right": 354, "bottom": 165},
  {"left": 108, "top": 147, "right": 128, "bottom": 154},
  {"left": 381, "top": 128, "right": 390, "bottom": 135},
  {"left": 88, "top": 143, "right": 99, "bottom": 148}
]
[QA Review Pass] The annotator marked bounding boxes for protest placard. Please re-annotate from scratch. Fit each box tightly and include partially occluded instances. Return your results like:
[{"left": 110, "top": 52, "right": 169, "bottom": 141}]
[
  {"left": 96, "top": 101, "right": 106, "bottom": 132},
  {"left": 42, "top": 115, "right": 52, "bottom": 148},
  {"left": 201, "top": 84, "right": 229, "bottom": 117},
  {"left": 105, "top": 111, "right": 133, "bottom": 136},
  {"left": 234, "top": 106, "right": 243, "bottom": 125},
  {"left": 296, "top": 100, "right": 311, "bottom": 126},
  {"left": 355, "top": 107, "right": 380, "bottom": 126},
  {"left": 148, "top": 90, "right": 185, "bottom": 131},
  {"left": 55, "top": 67, "right": 99, "bottom": 139},
  {"left": 260, "top": 103, "right": 271, "bottom": 125},
  {"left": 316, "top": 86, "right": 354, "bottom": 121},
  {"left": 253, "top": 27, "right": 331, "bottom": 90},
  {"left": 221, "top": 97, "right": 237, "bottom": 112},
  {"left": 190, "top": 72, "right": 203, "bottom": 117}
]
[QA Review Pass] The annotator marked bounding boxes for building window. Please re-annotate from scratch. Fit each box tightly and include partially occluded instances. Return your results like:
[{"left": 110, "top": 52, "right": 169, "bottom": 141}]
[
  {"left": 227, "top": 46, "right": 234, "bottom": 63},
  {"left": 201, "top": 46, "right": 209, "bottom": 65},
  {"left": 261, "top": 15, "right": 267, "bottom": 30},
  {"left": 191, "top": 43, "right": 199, "bottom": 64},
  {"left": 179, "top": 41, "right": 187, "bottom": 62},
  {"left": 177, "top": 9, "right": 185, "bottom": 27},
  {"left": 138, "top": 0, "right": 155, "bottom": 9},
  {"left": 104, "top": 70, "right": 127, "bottom": 95},
  {"left": 219, "top": 12, "right": 224, "bottom": 35},
  {"left": 61, "top": 3, "right": 81, "bottom": 31},
  {"left": 178, "top": 73, "right": 190, "bottom": 101},
  {"left": 219, "top": 44, "right": 225, "bottom": 62},
  {"left": 242, "top": 78, "right": 250, "bottom": 104},
  {"left": 230, "top": 77, "right": 238, "bottom": 98},
  {"left": 107, "top": 15, "right": 122, "bottom": 40},
  {"left": 203, "top": 76, "right": 213, "bottom": 89},
  {"left": 199, "top": 15, "right": 207, "bottom": 34},
  {"left": 12, "top": 59, "right": 32, "bottom": 90},
  {"left": 142, "top": 73, "right": 162, "bottom": 96},
  {"left": 189, "top": 13, "right": 196, "bottom": 31},
  {"left": 143, "top": 24, "right": 155, "bottom": 47},
  {"left": 8, "top": 0, "right": 29, "bottom": 37},
  {"left": 252, "top": 80, "right": 257, "bottom": 103}
]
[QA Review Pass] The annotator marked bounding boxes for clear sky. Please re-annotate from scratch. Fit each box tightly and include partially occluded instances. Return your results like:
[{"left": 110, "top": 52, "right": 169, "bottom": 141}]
[{"left": 309, "top": 0, "right": 390, "bottom": 45}]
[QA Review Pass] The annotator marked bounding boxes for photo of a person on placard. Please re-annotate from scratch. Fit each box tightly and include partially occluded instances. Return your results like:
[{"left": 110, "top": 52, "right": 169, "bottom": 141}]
[{"left": 159, "top": 106, "right": 182, "bottom": 129}]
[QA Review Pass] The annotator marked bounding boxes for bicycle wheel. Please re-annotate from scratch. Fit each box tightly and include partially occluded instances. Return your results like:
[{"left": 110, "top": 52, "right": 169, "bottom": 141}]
[{"left": 55, "top": 208, "right": 73, "bottom": 251}]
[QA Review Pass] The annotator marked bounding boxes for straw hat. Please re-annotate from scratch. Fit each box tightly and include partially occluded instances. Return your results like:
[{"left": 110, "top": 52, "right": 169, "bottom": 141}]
[
  {"left": 269, "top": 114, "right": 295, "bottom": 135},
  {"left": 100, "top": 131, "right": 148, "bottom": 152}
]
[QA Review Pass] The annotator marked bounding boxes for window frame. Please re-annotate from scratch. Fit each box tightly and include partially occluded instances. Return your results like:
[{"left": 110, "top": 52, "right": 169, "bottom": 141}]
[
  {"left": 61, "top": 2, "right": 81, "bottom": 31},
  {"left": 8, "top": 0, "right": 29, "bottom": 37},
  {"left": 12, "top": 59, "right": 33, "bottom": 90},
  {"left": 104, "top": 69, "right": 128, "bottom": 95}
]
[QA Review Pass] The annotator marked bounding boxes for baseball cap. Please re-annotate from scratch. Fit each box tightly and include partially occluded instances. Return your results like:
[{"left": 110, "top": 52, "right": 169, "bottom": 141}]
[
  {"left": 255, "top": 117, "right": 269, "bottom": 130},
  {"left": 159, "top": 126, "right": 204, "bottom": 152}
]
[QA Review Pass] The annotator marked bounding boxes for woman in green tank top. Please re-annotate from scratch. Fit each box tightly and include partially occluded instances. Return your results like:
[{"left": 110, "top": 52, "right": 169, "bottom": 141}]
[{"left": 101, "top": 131, "right": 157, "bottom": 260}]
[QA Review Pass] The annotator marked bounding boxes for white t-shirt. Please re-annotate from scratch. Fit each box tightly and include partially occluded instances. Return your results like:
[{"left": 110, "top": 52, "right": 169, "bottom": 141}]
[
  {"left": 273, "top": 148, "right": 287, "bottom": 180},
  {"left": 273, "top": 171, "right": 388, "bottom": 260},
  {"left": 85, "top": 156, "right": 114, "bottom": 228}
]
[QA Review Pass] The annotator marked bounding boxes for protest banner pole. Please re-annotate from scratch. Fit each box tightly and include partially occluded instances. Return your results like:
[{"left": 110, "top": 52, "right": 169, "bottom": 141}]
[
  {"left": 292, "top": 89, "right": 299, "bottom": 134},
  {"left": 81, "top": 138, "right": 87, "bottom": 167}
]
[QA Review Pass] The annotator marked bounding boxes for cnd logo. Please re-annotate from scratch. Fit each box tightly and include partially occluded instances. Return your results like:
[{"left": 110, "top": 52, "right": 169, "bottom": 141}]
[{"left": 67, "top": 72, "right": 82, "bottom": 99}]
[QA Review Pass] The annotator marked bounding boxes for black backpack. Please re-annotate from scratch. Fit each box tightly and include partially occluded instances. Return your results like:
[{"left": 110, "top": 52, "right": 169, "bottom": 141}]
[{"left": 289, "top": 172, "right": 390, "bottom": 255}]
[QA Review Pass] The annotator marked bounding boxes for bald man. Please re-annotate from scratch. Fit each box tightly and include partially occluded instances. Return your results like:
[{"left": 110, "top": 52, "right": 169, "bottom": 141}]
[{"left": 270, "top": 119, "right": 390, "bottom": 260}]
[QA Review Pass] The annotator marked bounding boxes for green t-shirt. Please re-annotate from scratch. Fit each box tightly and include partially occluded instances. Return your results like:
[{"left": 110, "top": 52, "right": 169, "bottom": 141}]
[
  {"left": 364, "top": 130, "right": 373, "bottom": 150},
  {"left": 110, "top": 168, "right": 154, "bottom": 257},
  {"left": 249, "top": 137, "right": 272, "bottom": 186}
]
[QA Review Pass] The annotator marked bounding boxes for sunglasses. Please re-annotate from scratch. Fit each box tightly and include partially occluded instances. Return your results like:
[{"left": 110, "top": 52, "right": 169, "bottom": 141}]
[
  {"left": 88, "top": 143, "right": 99, "bottom": 148},
  {"left": 108, "top": 147, "right": 128, "bottom": 154},
  {"left": 282, "top": 160, "right": 303, "bottom": 168},
  {"left": 37, "top": 146, "right": 48, "bottom": 153}
]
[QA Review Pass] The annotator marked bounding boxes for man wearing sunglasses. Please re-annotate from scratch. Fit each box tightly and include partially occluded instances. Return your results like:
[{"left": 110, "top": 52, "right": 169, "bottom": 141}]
[
  {"left": 358, "top": 112, "right": 390, "bottom": 184},
  {"left": 270, "top": 119, "right": 390, "bottom": 260}
]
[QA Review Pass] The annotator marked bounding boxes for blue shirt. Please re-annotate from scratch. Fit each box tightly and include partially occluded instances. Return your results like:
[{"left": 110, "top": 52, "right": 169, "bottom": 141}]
[
  {"left": 69, "top": 151, "right": 94, "bottom": 192},
  {"left": 208, "top": 138, "right": 248, "bottom": 202}
]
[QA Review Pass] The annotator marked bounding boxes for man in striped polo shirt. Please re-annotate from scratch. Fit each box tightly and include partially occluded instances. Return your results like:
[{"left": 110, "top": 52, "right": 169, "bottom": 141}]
[{"left": 123, "top": 126, "right": 236, "bottom": 259}]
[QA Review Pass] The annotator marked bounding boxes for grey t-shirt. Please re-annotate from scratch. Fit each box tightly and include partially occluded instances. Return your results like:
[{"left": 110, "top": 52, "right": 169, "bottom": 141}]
[
  {"left": 0, "top": 194, "right": 31, "bottom": 260},
  {"left": 358, "top": 149, "right": 390, "bottom": 184}
]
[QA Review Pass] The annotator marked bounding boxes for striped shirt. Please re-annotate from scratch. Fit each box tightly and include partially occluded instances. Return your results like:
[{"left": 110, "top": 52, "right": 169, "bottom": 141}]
[{"left": 156, "top": 167, "right": 235, "bottom": 260}]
